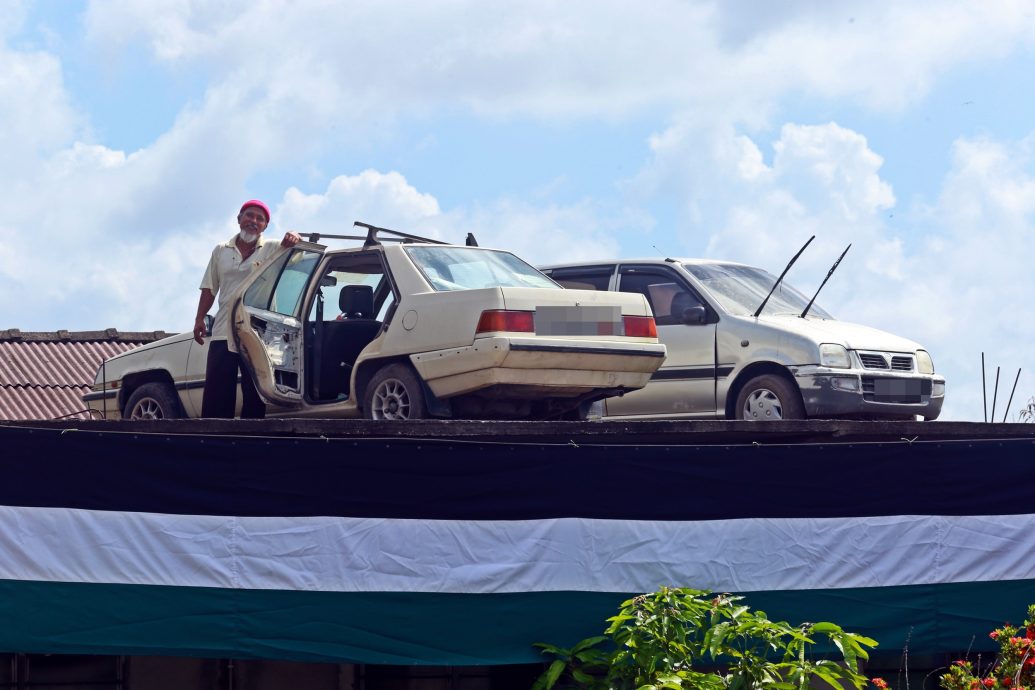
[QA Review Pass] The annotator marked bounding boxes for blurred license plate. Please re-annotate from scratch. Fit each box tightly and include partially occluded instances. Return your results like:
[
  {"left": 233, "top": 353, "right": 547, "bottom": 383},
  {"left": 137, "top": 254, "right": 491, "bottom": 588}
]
[
  {"left": 873, "top": 378, "right": 931, "bottom": 402},
  {"left": 534, "top": 306, "right": 622, "bottom": 335}
]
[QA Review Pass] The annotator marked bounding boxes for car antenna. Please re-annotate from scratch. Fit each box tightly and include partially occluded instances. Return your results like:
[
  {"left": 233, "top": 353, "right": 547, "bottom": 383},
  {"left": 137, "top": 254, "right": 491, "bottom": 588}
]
[
  {"left": 800, "top": 244, "right": 851, "bottom": 318},
  {"left": 753, "top": 235, "right": 815, "bottom": 318},
  {"left": 651, "top": 243, "right": 677, "bottom": 263}
]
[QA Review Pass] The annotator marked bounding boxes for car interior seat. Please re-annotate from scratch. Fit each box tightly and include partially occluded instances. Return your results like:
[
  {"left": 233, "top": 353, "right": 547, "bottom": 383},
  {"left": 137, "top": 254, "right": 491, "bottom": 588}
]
[
  {"left": 340, "top": 285, "right": 375, "bottom": 319},
  {"left": 315, "top": 285, "right": 382, "bottom": 401}
]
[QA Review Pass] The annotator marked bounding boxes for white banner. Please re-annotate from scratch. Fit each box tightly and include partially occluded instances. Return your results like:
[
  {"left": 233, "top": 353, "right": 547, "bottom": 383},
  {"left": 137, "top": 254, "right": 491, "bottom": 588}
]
[{"left": 1, "top": 506, "right": 1033, "bottom": 594}]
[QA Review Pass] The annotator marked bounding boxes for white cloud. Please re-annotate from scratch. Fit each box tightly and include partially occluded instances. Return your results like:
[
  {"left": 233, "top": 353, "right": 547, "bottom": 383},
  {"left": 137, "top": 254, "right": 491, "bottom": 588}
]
[
  {"left": 48, "top": 141, "right": 130, "bottom": 175},
  {"left": 770, "top": 124, "right": 894, "bottom": 220},
  {"left": 279, "top": 170, "right": 442, "bottom": 237},
  {"left": 644, "top": 121, "right": 894, "bottom": 273},
  {"left": 911, "top": 135, "right": 1035, "bottom": 412},
  {"left": 80, "top": 0, "right": 1035, "bottom": 126},
  {"left": 0, "top": 0, "right": 28, "bottom": 39},
  {"left": 0, "top": 46, "right": 79, "bottom": 169}
]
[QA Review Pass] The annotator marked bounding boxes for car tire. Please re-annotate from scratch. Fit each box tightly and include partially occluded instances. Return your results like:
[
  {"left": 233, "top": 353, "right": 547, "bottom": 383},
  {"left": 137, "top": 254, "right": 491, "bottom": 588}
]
[
  {"left": 735, "top": 374, "right": 804, "bottom": 421},
  {"left": 365, "top": 363, "right": 427, "bottom": 420},
  {"left": 125, "top": 382, "right": 181, "bottom": 420}
]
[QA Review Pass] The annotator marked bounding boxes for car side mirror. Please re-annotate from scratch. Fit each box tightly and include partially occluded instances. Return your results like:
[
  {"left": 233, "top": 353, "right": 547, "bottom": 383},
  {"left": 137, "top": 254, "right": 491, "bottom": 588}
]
[
  {"left": 203, "top": 313, "right": 214, "bottom": 337},
  {"left": 681, "top": 305, "right": 707, "bottom": 325}
]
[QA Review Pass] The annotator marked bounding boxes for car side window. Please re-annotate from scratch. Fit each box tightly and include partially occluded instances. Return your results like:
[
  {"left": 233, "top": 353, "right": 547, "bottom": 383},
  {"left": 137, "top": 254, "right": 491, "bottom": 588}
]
[
  {"left": 544, "top": 265, "right": 615, "bottom": 291},
  {"left": 243, "top": 249, "right": 321, "bottom": 317},
  {"left": 618, "top": 269, "right": 706, "bottom": 326}
]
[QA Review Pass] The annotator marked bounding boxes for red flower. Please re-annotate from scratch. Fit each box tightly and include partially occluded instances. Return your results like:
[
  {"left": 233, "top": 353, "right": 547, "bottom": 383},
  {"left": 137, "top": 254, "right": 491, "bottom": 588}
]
[
  {"left": 957, "top": 661, "right": 971, "bottom": 667},
  {"left": 872, "top": 679, "right": 889, "bottom": 690},
  {"left": 984, "top": 678, "right": 996, "bottom": 688},
  {"left": 992, "top": 631, "right": 1001, "bottom": 640},
  {"left": 1002, "top": 679, "right": 1013, "bottom": 688},
  {"left": 1027, "top": 628, "right": 1035, "bottom": 641}
]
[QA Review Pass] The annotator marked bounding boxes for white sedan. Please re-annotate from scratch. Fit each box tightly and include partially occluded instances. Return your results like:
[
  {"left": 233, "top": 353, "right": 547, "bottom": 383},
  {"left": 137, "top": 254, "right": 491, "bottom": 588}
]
[{"left": 85, "top": 224, "right": 666, "bottom": 420}]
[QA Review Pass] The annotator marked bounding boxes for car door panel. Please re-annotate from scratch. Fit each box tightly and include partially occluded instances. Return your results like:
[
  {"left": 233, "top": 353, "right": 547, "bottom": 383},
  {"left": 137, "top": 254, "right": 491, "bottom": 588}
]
[
  {"left": 604, "top": 265, "right": 719, "bottom": 418},
  {"left": 237, "top": 309, "right": 304, "bottom": 400},
  {"left": 232, "top": 244, "right": 325, "bottom": 408}
]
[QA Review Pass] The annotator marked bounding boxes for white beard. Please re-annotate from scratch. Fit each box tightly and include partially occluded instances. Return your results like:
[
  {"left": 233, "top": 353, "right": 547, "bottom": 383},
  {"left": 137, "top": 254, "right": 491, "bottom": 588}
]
[{"left": 238, "top": 230, "right": 260, "bottom": 244}]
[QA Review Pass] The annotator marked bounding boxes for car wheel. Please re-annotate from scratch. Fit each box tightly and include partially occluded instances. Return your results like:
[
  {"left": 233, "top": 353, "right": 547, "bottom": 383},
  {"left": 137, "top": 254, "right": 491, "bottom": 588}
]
[
  {"left": 125, "top": 382, "right": 181, "bottom": 420},
  {"left": 365, "top": 363, "right": 427, "bottom": 420},
  {"left": 735, "top": 374, "right": 804, "bottom": 421}
]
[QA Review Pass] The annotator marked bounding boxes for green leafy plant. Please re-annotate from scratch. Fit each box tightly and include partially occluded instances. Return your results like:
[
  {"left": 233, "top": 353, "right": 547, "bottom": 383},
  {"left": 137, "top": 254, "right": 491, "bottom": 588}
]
[
  {"left": 938, "top": 604, "right": 1035, "bottom": 690},
  {"left": 533, "top": 587, "right": 879, "bottom": 690}
]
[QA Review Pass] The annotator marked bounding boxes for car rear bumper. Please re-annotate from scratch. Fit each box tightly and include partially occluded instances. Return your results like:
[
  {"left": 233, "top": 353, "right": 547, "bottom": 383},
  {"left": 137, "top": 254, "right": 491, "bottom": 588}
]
[
  {"left": 411, "top": 336, "right": 667, "bottom": 399},
  {"left": 795, "top": 368, "right": 946, "bottom": 420}
]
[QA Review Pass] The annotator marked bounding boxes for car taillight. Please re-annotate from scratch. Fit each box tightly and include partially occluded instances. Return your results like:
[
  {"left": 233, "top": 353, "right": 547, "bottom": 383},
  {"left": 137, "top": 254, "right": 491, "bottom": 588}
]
[
  {"left": 622, "top": 315, "right": 657, "bottom": 338},
  {"left": 476, "top": 310, "right": 535, "bottom": 334}
]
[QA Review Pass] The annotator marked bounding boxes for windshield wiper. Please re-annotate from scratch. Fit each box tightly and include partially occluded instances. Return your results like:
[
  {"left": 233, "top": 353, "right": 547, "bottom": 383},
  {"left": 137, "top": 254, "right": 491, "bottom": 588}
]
[
  {"left": 753, "top": 235, "right": 815, "bottom": 317},
  {"left": 800, "top": 244, "right": 851, "bottom": 319}
]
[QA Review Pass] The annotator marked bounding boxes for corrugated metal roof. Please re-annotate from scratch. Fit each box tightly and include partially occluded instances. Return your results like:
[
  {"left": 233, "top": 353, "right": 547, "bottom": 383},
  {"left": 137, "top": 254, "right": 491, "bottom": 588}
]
[
  {"left": 0, "top": 330, "right": 172, "bottom": 420},
  {"left": 0, "top": 385, "right": 99, "bottom": 421}
]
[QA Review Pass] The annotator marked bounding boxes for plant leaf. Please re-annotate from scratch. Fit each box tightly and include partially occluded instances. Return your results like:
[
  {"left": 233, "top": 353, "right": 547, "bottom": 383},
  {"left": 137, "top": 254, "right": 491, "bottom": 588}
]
[{"left": 544, "top": 659, "right": 566, "bottom": 690}]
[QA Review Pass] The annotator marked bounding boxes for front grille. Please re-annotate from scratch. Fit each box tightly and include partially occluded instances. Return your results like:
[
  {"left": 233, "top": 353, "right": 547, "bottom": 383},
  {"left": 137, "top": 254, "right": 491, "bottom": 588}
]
[
  {"left": 859, "top": 353, "right": 889, "bottom": 369},
  {"left": 859, "top": 351, "right": 914, "bottom": 371},
  {"left": 890, "top": 356, "right": 913, "bottom": 371}
]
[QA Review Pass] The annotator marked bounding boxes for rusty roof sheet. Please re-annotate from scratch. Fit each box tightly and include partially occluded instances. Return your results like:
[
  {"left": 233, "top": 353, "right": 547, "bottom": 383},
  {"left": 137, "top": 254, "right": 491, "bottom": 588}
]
[{"left": 0, "top": 330, "right": 171, "bottom": 420}]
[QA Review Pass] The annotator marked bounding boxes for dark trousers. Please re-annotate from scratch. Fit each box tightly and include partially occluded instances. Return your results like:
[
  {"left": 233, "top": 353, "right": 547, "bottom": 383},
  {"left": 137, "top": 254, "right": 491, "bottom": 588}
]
[{"left": 202, "top": 339, "right": 266, "bottom": 419}]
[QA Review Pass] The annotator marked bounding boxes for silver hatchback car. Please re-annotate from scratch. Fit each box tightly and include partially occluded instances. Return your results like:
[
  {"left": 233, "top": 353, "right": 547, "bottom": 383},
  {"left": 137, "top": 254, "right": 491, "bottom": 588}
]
[{"left": 540, "top": 258, "right": 945, "bottom": 421}]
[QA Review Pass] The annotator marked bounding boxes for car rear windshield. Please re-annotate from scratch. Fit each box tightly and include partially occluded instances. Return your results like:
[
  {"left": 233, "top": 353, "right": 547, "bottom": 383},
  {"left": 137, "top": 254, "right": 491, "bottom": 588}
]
[
  {"left": 683, "top": 263, "right": 833, "bottom": 319},
  {"left": 405, "top": 246, "right": 559, "bottom": 291}
]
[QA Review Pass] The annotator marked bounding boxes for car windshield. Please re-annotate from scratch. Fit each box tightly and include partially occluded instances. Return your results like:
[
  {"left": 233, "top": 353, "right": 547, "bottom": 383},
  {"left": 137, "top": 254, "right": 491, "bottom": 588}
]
[
  {"left": 405, "top": 246, "right": 560, "bottom": 291},
  {"left": 683, "top": 263, "right": 833, "bottom": 319}
]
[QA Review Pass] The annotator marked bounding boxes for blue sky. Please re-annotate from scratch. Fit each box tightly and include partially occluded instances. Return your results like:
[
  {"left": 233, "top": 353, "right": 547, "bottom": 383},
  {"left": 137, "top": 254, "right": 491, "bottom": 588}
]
[{"left": 3, "top": 0, "right": 1035, "bottom": 421}]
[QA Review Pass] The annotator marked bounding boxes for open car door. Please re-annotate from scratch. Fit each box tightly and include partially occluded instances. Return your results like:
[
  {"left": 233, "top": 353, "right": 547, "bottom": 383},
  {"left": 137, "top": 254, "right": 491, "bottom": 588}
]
[{"left": 231, "top": 243, "right": 325, "bottom": 407}]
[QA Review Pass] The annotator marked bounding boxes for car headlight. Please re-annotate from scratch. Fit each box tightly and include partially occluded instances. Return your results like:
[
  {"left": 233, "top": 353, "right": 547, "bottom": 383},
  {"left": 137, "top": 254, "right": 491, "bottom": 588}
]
[
  {"left": 916, "top": 350, "right": 935, "bottom": 374},
  {"left": 819, "top": 343, "right": 851, "bottom": 369}
]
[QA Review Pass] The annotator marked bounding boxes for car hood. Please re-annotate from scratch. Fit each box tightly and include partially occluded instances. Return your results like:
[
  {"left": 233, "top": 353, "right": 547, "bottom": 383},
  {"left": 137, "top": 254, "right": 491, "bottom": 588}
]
[
  {"left": 104, "top": 330, "right": 194, "bottom": 362},
  {"left": 758, "top": 315, "right": 924, "bottom": 352}
]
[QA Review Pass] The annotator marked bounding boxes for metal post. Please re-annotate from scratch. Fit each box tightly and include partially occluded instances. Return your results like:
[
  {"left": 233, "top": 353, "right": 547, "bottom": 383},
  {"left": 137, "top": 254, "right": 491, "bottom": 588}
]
[
  {"left": 990, "top": 366, "right": 1001, "bottom": 423},
  {"left": 981, "top": 352, "right": 987, "bottom": 423},
  {"left": 1004, "top": 368, "right": 1022, "bottom": 423}
]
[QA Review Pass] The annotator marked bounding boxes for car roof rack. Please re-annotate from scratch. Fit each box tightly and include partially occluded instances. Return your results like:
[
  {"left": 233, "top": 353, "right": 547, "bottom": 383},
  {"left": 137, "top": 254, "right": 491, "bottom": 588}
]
[{"left": 299, "top": 221, "right": 476, "bottom": 249}]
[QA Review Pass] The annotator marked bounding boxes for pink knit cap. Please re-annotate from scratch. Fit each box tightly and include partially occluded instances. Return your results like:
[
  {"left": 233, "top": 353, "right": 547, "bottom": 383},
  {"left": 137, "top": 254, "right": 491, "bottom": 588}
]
[{"left": 239, "top": 199, "right": 271, "bottom": 222}]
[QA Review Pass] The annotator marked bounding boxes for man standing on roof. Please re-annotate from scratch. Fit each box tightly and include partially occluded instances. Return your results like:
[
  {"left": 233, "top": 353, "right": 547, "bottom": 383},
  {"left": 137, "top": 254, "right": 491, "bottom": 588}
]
[{"left": 193, "top": 200, "right": 301, "bottom": 418}]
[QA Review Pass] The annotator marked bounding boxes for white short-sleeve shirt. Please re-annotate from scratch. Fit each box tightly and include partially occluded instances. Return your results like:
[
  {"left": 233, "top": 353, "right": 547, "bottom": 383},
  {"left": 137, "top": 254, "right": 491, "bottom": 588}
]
[{"left": 200, "top": 235, "right": 284, "bottom": 340}]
